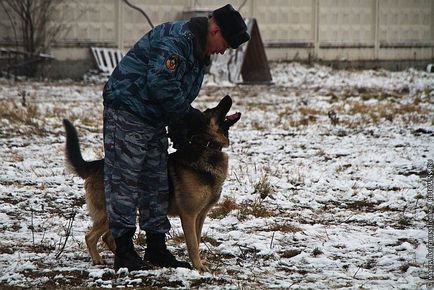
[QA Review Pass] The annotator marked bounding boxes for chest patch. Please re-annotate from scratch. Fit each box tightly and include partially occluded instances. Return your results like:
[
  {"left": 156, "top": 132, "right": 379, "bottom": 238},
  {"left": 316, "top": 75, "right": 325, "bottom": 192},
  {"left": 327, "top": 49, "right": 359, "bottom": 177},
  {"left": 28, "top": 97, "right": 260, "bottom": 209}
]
[{"left": 165, "top": 54, "right": 179, "bottom": 71}]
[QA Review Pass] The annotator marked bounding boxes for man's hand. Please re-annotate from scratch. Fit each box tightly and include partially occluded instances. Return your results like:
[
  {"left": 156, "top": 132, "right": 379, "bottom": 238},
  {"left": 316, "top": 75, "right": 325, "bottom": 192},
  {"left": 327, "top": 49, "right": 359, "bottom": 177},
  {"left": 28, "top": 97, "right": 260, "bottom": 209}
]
[
  {"left": 168, "top": 107, "right": 205, "bottom": 149},
  {"left": 168, "top": 121, "right": 188, "bottom": 149}
]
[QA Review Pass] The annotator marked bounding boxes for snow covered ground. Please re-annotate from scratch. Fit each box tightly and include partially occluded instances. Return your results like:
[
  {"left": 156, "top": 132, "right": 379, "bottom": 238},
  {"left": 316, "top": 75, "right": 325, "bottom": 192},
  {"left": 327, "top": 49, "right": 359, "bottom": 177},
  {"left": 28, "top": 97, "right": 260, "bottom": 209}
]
[{"left": 0, "top": 62, "right": 433, "bottom": 289}]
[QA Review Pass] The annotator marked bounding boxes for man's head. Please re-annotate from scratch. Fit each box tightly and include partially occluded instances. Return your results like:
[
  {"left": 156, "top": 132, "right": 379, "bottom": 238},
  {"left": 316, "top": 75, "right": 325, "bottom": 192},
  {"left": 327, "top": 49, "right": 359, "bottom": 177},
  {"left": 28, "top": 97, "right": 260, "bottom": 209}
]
[{"left": 205, "top": 4, "right": 250, "bottom": 56}]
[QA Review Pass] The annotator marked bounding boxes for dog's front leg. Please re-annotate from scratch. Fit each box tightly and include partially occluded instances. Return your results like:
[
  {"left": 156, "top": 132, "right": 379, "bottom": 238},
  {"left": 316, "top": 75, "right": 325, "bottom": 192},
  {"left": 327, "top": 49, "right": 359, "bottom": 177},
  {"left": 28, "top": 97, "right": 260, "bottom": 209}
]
[{"left": 180, "top": 214, "right": 209, "bottom": 272}]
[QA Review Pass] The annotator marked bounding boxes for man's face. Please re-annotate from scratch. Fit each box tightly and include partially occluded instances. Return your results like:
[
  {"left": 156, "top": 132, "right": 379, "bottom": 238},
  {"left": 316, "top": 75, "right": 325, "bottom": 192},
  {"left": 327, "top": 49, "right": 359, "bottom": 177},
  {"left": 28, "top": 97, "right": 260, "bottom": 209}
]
[{"left": 205, "top": 25, "right": 230, "bottom": 56}]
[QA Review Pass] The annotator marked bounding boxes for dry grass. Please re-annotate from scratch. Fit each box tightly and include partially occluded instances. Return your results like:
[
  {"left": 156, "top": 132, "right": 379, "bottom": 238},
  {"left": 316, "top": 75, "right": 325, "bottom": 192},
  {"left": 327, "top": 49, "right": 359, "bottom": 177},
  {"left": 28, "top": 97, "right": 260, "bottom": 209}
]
[
  {"left": 251, "top": 121, "right": 268, "bottom": 131},
  {"left": 245, "top": 102, "right": 270, "bottom": 111},
  {"left": 209, "top": 197, "right": 238, "bottom": 219},
  {"left": 326, "top": 100, "right": 428, "bottom": 128},
  {"left": 312, "top": 247, "right": 323, "bottom": 257},
  {"left": 279, "top": 115, "right": 318, "bottom": 129},
  {"left": 345, "top": 200, "right": 378, "bottom": 212},
  {"left": 397, "top": 215, "right": 411, "bottom": 228},
  {"left": 267, "top": 223, "right": 303, "bottom": 233},
  {"left": 277, "top": 107, "right": 294, "bottom": 120},
  {"left": 238, "top": 200, "right": 274, "bottom": 221},
  {"left": 1, "top": 97, "right": 103, "bottom": 137},
  {"left": 9, "top": 152, "right": 24, "bottom": 162},
  {"left": 80, "top": 116, "right": 99, "bottom": 127},
  {"left": 399, "top": 261, "right": 420, "bottom": 273},
  {"left": 337, "top": 88, "right": 406, "bottom": 102},
  {"left": 254, "top": 173, "right": 273, "bottom": 199},
  {"left": 348, "top": 102, "right": 424, "bottom": 124},
  {"left": 336, "top": 164, "right": 352, "bottom": 173},
  {"left": 362, "top": 258, "right": 377, "bottom": 269},
  {"left": 0, "top": 101, "right": 40, "bottom": 125},
  {"left": 135, "top": 231, "right": 146, "bottom": 246},
  {"left": 289, "top": 167, "right": 305, "bottom": 187},
  {"left": 299, "top": 106, "right": 320, "bottom": 116},
  {"left": 280, "top": 249, "right": 302, "bottom": 259},
  {"left": 201, "top": 235, "right": 221, "bottom": 247},
  {"left": 278, "top": 106, "right": 320, "bottom": 128},
  {"left": 167, "top": 230, "right": 186, "bottom": 245},
  {"left": 282, "top": 94, "right": 426, "bottom": 129},
  {"left": 0, "top": 101, "right": 48, "bottom": 136}
]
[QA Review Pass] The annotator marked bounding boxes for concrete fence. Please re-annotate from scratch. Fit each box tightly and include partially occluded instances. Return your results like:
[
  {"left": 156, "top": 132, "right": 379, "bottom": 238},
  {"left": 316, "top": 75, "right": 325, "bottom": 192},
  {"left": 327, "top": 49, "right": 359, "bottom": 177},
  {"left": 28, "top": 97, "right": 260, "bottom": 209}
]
[{"left": 0, "top": 0, "right": 433, "bottom": 78}]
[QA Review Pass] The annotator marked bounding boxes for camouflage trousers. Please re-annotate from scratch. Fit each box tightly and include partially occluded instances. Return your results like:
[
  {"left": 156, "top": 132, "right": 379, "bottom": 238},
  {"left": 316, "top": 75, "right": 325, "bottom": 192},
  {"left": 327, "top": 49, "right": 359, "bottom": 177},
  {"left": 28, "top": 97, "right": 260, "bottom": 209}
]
[{"left": 103, "top": 107, "right": 171, "bottom": 239}]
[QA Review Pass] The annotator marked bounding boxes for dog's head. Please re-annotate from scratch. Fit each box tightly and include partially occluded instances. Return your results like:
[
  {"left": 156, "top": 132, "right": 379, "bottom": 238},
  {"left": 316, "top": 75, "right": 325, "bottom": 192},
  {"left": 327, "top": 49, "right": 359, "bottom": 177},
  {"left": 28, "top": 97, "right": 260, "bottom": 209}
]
[
  {"left": 169, "top": 95, "right": 241, "bottom": 150},
  {"left": 201, "top": 95, "right": 241, "bottom": 149}
]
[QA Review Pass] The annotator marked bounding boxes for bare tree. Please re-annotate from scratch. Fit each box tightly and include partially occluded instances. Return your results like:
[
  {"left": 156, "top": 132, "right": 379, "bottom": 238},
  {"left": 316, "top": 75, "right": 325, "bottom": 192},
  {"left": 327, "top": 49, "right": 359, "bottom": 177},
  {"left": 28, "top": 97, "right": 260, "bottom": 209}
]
[
  {"left": 1, "top": 0, "right": 68, "bottom": 76},
  {"left": 122, "top": 0, "right": 154, "bottom": 29}
]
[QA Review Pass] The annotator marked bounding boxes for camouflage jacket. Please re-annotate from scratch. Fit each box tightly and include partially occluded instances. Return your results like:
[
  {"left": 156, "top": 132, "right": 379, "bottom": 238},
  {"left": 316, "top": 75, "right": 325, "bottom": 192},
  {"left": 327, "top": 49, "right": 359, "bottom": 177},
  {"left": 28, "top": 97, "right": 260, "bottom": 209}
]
[{"left": 103, "top": 17, "right": 209, "bottom": 126}]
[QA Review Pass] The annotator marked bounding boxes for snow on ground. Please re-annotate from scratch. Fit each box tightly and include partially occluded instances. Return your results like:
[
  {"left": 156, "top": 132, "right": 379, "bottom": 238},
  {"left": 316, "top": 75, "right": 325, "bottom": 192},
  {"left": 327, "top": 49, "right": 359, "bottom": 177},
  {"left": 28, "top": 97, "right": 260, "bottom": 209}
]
[{"left": 0, "top": 62, "right": 433, "bottom": 289}]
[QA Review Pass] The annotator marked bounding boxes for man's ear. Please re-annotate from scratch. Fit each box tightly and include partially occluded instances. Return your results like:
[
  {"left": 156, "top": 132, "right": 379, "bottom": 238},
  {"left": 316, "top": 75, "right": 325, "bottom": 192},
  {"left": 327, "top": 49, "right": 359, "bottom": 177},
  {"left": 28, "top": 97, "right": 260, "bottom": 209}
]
[{"left": 210, "top": 23, "right": 220, "bottom": 35}]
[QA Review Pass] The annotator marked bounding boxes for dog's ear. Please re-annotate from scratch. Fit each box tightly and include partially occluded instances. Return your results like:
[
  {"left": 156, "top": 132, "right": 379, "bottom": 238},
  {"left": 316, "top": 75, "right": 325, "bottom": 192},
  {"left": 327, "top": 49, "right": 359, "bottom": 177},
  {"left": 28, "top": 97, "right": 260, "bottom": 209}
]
[
  {"left": 211, "top": 95, "right": 232, "bottom": 122},
  {"left": 219, "top": 95, "right": 232, "bottom": 112}
]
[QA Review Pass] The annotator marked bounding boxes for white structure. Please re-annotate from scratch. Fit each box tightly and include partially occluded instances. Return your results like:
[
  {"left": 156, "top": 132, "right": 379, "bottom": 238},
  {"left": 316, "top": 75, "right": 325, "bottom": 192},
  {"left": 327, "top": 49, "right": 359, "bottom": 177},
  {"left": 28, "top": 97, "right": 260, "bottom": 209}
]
[{"left": 0, "top": 0, "right": 433, "bottom": 78}]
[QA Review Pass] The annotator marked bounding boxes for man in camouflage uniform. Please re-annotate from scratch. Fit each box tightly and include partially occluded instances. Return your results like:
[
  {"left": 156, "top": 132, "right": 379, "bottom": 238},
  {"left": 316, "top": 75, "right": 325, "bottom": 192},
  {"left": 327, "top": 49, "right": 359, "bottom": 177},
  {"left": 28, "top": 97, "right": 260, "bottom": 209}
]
[{"left": 103, "top": 4, "right": 250, "bottom": 271}]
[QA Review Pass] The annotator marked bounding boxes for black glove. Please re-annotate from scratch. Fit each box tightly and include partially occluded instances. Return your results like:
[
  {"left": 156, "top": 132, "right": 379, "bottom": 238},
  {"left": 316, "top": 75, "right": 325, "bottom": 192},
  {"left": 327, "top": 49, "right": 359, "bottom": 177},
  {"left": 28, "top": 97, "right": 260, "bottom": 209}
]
[
  {"left": 168, "top": 107, "right": 205, "bottom": 149},
  {"left": 168, "top": 121, "right": 187, "bottom": 149},
  {"left": 184, "top": 107, "right": 205, "bottom": 128}
]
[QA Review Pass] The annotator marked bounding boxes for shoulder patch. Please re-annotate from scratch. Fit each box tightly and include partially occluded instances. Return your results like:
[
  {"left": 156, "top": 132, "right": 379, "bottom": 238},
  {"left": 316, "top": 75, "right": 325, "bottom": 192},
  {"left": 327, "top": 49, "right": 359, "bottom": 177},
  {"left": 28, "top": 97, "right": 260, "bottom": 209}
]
[{"left": 165, "top": 54, "right": 179, "bottom": 71}]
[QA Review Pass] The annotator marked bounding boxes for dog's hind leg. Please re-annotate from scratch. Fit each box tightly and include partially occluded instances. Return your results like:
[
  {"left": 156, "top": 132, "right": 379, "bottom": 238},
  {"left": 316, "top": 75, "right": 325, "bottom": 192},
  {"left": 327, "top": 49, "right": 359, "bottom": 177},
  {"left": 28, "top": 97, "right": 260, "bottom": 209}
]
[
  {"left": 85, "top": 219, "right": 109, "bottom": 265},
  {"left": 102, "top": 230, "right": 116, "bottom": 254},
  {"left": 195, "top": 208, "right": 210, "bottom": 247},
  {"left": 180, "top": 214, "right": 209, "bottom": 272}
]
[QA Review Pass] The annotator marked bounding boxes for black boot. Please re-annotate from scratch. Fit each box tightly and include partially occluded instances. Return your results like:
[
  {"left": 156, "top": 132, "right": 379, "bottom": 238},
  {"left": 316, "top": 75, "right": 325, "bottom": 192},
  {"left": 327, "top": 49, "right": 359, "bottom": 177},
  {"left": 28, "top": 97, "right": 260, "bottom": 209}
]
[
  {"left": 114, "top": 229, "right": 148, "bottom": 271},
  {"left": 144, "top": 232, "right": 192, "bottom": 269}
]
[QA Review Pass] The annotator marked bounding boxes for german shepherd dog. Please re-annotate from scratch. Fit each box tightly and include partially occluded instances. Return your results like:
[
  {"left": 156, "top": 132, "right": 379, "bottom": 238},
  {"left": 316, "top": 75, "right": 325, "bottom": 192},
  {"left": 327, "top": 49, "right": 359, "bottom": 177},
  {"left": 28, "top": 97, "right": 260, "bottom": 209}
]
[{"left": 63, "top": 95, "right": 241, "bottom": 272}]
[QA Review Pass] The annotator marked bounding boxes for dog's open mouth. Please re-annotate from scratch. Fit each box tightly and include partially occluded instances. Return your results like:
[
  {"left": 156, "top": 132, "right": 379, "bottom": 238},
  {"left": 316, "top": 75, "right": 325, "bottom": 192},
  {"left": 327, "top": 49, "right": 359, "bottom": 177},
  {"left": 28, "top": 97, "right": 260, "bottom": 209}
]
[{"left": 224, "top": 112, "right": 241, "bottom": 126}]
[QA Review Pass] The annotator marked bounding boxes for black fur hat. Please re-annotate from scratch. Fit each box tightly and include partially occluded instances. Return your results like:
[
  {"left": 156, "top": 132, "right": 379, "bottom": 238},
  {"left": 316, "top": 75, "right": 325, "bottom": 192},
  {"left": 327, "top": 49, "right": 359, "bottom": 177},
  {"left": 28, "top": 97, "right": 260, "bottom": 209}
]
[{"left": 212, "top": 4, "right": 250, "bottom": 49}]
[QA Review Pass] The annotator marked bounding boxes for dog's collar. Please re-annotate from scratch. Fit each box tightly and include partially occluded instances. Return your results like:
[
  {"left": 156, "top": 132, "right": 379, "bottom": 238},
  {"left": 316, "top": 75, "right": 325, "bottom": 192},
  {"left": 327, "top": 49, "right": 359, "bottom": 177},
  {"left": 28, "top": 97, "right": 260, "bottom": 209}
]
[{"left": 188, "top": 135, "right": 222, "bottom": 151}]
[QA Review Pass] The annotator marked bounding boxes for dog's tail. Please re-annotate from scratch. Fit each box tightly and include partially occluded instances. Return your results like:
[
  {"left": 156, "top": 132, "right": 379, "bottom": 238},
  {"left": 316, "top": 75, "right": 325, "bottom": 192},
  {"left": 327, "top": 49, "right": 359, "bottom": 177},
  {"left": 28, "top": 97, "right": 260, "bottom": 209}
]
[{"left": 63, "top": 119, "right": 103, "bottom": 179}]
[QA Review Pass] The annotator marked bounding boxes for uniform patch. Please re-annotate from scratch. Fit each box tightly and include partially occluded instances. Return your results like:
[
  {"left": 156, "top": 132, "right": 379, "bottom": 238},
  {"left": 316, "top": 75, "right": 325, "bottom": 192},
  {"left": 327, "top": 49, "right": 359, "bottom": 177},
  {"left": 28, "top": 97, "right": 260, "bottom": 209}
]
[{"left": 165, "top": 54, "right": 179, "bottom": 71}]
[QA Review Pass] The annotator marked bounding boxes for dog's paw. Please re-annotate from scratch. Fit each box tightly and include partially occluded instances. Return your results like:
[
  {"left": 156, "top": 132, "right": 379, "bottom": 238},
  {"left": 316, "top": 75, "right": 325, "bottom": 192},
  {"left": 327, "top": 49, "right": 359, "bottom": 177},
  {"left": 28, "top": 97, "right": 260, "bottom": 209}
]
[
  {"left": 194, "top": 263, "right": 210, "bottom": 273},
  {"left": 92, "top": 258, "right": 107, "bottom": 265}
]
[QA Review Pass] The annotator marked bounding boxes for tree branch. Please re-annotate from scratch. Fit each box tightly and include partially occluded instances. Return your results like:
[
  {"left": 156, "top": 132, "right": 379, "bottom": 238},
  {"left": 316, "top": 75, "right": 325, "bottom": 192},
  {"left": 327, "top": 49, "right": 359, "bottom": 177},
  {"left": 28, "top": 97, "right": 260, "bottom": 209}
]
[{"left": 122, "top": 0, "right": 154, "bottom": 29}]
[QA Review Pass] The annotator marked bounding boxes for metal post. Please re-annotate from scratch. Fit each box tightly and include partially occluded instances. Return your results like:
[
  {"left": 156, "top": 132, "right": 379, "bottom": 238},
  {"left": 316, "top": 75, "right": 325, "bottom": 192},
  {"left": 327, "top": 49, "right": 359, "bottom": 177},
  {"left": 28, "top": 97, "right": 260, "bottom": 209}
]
[
  {"left": 249, "top": 0, "right": 256, "bottom": 18},
  {"left": 313, "top": 0, "right": 319, "bottom": 60},
  {"left": 374, "top": 0, "right": 380, "bottom": 60},
  {"left": 431, "top": 0, "right": 434, "bottom": 60},
  {"left": 115, "top": 0, "right": 124, "bottom": 49}
]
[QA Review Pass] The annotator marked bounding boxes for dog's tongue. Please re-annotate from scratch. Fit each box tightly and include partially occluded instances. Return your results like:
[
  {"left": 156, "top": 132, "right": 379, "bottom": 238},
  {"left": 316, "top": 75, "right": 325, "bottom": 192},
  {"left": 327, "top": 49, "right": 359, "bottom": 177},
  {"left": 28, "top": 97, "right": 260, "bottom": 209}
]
[{"left": 225, "top": 112, "right": 241, "bottom": 122}]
